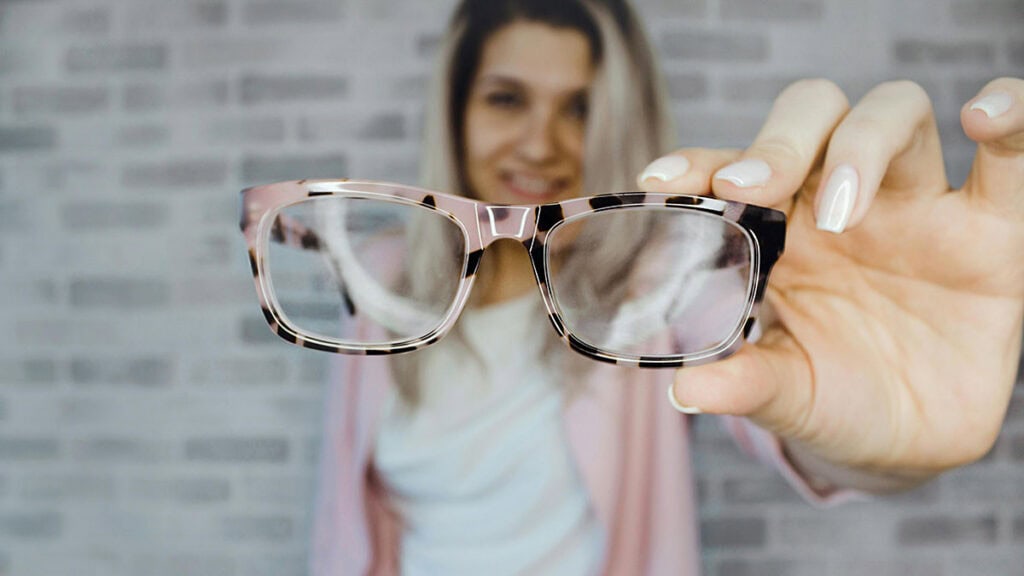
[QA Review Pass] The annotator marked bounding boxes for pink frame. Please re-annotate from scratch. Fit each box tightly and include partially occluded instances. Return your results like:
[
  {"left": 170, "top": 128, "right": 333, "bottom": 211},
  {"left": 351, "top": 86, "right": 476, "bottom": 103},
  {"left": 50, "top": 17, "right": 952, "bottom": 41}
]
[{"left": 240, "top": 179, "right": 786, "bottom": 368}]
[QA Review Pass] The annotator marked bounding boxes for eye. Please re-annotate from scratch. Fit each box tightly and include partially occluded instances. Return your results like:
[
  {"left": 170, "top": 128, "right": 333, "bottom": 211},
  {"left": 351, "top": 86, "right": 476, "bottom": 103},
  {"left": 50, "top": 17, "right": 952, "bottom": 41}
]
[
  {"left": 485, "top": 89, "right": 524, "bottom": 110},
  {"left": 564, "top": 93, "right": 588, "bottom": 122}
]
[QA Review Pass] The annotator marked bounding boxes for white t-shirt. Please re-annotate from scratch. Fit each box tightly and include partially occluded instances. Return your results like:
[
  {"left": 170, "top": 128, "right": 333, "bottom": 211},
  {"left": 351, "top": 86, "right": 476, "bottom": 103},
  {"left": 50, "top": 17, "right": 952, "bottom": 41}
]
[{"left": 373, "top": 293, "right": 605, "bottom": 575}]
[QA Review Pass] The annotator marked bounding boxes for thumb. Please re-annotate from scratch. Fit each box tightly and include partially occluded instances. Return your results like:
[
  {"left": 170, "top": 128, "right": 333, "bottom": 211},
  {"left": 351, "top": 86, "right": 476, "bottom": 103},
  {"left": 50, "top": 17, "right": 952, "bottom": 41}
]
[
  {"left": 960, "top": 77, "right": 1024, "bottom": 217},
  {"left": 668, "top": 330, "right": 814, "bottom": 434}
]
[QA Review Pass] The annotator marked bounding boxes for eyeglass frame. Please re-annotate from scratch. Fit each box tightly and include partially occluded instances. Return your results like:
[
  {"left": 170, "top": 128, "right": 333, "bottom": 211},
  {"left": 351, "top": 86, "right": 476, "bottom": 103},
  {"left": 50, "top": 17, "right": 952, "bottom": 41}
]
[{"left": 239, "top": 179, "right": 786, "bottom": 368}]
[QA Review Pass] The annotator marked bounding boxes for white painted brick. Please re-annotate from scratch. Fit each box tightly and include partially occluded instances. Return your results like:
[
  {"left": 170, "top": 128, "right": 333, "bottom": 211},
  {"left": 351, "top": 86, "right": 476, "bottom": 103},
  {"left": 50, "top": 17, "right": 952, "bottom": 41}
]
[
  {"left": 720, "top": 0, "right": 824, "bottom": 21},
  {"left": 122, "top": 1, "right": 228, "bottom": 32},
  {"left": 0, "top": 3, "right": 110, "bottom": 38}
]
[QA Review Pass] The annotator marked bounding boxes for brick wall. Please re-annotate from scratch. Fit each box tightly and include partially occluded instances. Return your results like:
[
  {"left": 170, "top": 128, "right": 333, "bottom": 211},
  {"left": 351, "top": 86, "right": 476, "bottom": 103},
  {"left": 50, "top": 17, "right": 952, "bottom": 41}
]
[{"left": 0, "top": 0, "right": 1021, "bottom": 574}]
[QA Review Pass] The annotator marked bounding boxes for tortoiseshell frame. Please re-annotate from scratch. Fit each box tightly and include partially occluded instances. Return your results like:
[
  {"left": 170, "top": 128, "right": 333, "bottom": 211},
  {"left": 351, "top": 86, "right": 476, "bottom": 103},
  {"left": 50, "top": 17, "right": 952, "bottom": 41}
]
[{"left": 240, "top": 179, "right": 786, "bottom": 368}]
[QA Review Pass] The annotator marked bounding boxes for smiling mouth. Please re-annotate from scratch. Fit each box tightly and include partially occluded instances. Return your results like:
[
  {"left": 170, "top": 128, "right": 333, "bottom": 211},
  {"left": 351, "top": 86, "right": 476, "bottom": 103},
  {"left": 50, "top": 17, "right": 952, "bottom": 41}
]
[{"left": 501, "top": 172, "right": 569, "bottom": 200}]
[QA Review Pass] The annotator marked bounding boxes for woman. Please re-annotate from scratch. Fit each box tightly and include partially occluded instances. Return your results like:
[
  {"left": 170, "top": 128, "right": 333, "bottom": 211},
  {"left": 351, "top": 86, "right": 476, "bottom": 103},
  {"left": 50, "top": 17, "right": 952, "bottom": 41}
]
[
  {"left": 309, "top": 0, "right": 1024, "bottom": 573},
  {"left": 315, "top": 3, "right": 715, "bottom": 573}
]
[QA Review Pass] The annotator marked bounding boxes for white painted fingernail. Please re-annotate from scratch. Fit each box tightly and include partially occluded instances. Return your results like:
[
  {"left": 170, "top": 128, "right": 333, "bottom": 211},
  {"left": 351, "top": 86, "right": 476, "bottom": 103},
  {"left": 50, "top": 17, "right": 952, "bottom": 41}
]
[
  {"left": 713, "top": 158, "right": 772, "bottom": 188},
  {"left": 816, "top": 164, "right": 859, "bottom": 234},
  {"left": 668, "top": 383, "right": 702, "bottom": 414},
  {"left": 969, "top": 92, "right": 1012, "bottom": 118},
  {"left": 638, "top": 155, "right": 690, "bottom": 187}
]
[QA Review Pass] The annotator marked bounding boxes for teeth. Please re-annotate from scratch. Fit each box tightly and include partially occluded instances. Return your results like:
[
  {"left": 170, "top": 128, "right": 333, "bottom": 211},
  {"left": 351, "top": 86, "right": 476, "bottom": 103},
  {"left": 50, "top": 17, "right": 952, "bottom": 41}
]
[{"left": 510, "top": 174, "right": 555, "bottom": 195}]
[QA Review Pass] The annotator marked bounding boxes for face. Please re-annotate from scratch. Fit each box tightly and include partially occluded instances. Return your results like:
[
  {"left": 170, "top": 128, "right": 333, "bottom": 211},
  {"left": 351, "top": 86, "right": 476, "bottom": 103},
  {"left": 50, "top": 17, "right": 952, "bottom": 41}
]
[{"left": 462, "top": 21, "right": 593, "bottom": 205}]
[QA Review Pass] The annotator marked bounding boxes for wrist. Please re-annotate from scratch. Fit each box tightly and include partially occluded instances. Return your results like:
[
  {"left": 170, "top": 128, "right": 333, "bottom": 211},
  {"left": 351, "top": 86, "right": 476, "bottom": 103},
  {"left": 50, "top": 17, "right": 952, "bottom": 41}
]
[{"left": 781, "top": 439, "right": 935, "bottom": 496}]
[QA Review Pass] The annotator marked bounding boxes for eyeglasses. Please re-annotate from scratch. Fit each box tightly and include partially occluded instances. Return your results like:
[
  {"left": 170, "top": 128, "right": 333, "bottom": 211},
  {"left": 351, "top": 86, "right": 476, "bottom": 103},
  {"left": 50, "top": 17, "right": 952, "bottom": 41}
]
[{"left": 239, "top": 179, "right": 785, "bottom": 368}]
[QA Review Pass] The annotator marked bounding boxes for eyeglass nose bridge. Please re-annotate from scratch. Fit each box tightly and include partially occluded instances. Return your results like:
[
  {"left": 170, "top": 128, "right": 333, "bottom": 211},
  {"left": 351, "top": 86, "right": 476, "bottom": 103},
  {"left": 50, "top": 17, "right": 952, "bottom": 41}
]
[{"left": 478, "top": 205, "right": 536, "bottom": 246}]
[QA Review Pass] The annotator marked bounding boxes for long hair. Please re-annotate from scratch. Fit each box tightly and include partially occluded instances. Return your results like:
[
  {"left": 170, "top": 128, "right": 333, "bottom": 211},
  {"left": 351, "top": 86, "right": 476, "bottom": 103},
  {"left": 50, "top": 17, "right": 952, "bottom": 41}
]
[{"left": 393, "top": 0, "right": 677, "bottom": 407}]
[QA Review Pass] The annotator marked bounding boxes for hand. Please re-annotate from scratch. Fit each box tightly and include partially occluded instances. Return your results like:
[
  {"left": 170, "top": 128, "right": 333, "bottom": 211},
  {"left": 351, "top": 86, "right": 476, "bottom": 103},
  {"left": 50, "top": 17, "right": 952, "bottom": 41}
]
[{"left": 641, "top": 78, "right": 1024, "bottom": 487}]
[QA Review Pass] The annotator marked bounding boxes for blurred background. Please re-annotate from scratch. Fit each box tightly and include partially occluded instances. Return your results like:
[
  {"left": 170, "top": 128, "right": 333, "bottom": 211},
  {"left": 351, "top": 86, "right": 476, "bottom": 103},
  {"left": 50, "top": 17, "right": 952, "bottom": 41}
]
[{"left": 0, "top": 0, "right": 1022, "bottom": 575}]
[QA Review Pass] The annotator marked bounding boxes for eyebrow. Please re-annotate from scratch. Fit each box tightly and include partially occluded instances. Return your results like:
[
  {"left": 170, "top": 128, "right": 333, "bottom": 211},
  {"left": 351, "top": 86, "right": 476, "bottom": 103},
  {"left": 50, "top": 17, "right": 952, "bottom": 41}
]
[{"left": 476, "top": 74, "right": 590, "bottom": 97}]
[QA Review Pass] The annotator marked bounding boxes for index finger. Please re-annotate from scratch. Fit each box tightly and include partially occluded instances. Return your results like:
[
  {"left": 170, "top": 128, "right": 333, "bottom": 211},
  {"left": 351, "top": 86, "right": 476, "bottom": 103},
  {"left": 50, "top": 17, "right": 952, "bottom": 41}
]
[{"left": 710, "top": 79, "right": 850, "bottom": 209}]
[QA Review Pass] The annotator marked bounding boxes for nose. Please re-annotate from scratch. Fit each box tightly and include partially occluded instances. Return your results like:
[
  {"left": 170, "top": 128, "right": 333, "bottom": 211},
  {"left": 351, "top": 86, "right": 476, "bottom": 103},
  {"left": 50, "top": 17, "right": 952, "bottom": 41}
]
[{"left": 516, "top": 107, "right": 559, "bottom": 163}]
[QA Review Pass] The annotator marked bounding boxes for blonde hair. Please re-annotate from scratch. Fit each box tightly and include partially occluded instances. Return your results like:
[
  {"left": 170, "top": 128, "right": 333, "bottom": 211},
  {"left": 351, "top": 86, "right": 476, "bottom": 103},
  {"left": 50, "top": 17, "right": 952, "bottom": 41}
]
[{"left": 393, "top": 0, "right": 676, "bottom": 407}]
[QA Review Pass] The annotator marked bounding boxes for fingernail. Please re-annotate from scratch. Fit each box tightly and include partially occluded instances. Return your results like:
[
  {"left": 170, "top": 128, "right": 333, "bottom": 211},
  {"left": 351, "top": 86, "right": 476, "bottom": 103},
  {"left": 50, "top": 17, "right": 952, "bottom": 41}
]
[
  {"left": 969, "top": 92, "right": 1012, "bottom": 118},
  {"left": 667, "top": 384, "right": 702, "bottom": 414},
  {"left": 638, "top": 155, "right": 690, "bottom": 186},
  {"left": 816, "top": 164, "right": 859, "bottom": 234},
  {"left": 714, "top": 159, "right": 772, "bottom": 188}
]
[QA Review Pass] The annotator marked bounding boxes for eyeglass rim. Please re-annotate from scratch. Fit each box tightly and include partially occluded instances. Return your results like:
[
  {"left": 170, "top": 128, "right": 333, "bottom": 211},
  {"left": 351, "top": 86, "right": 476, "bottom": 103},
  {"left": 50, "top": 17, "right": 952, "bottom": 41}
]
[
  {"left": 239, "top": 179, "right": 786, "bottom": 368},
  {"left": 539, "top": 209, "right": 761, "bottom": 366}
]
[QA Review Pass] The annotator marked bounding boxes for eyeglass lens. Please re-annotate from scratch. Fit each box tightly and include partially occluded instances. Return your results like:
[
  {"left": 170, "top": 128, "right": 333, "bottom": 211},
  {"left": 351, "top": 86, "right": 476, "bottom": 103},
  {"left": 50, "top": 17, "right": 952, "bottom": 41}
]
[
  {"left": 265, "top": 196, "right": 465, "bottom": 346},
  {"left": 545, "top": 207, "right": 753, "bottom": 358}
]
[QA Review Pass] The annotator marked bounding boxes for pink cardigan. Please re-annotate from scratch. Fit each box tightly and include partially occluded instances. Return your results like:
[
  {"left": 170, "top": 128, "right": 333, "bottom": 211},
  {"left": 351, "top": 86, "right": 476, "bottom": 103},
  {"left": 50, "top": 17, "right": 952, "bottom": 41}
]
[{"left": 309, "top": 350, "right": 850, "bottom": 576}]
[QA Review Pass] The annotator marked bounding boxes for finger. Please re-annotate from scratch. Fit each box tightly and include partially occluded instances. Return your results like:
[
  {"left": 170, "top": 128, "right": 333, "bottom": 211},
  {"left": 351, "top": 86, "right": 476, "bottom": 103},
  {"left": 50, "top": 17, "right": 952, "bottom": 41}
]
[
  {"left": 710, "top": 79, "right": 850, "bottom": 208},
  {"left": 637, "top": 148, "right": 741, "bottom": 195},
  {"left": 668, "top": 326, "right": 809, "bottom": 434},
  {"left": 960, "top": 77, "right": 1024, "bottom": 217},
  {"left": 813, "top": 80, "right": 947, "bottom": 233}
]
